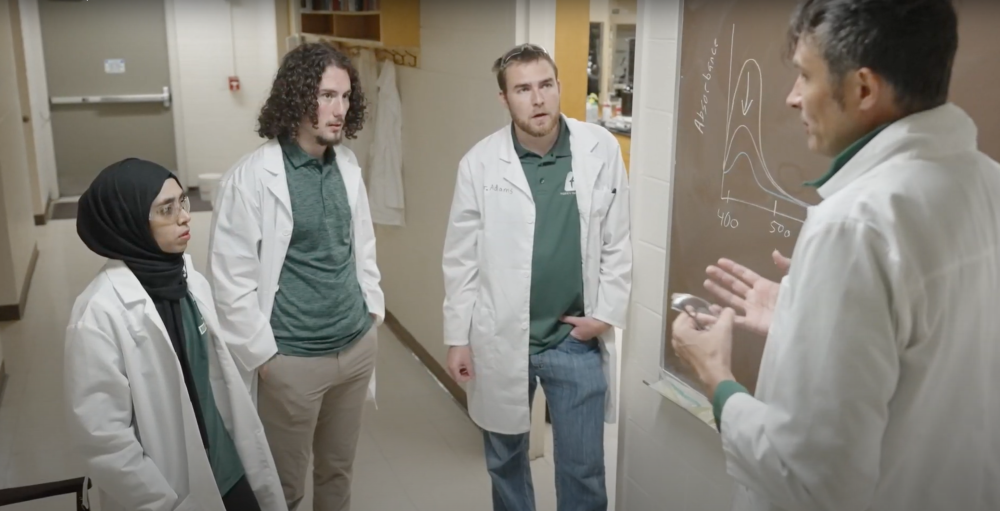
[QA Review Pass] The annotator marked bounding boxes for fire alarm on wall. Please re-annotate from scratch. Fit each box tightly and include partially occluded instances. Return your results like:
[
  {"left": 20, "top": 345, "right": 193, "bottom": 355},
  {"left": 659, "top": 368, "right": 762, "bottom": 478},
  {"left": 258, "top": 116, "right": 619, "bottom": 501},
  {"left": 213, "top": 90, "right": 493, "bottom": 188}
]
[{"left": 228, "top": 76, "right": 240, "bottom": 92}]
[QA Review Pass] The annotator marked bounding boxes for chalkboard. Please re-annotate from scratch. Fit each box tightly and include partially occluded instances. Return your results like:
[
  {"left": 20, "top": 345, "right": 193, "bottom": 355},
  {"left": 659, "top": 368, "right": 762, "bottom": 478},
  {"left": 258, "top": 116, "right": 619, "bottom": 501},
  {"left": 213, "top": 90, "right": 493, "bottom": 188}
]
[{"left": 663, "top": 0, "right": 1000, "bottom": 396}]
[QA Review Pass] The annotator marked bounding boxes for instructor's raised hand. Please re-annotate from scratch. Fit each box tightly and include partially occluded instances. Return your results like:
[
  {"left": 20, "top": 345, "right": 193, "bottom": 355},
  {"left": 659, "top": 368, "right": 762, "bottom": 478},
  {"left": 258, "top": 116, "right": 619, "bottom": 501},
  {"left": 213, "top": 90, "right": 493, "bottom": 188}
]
[{"left": 702, "top": 250, "right": 790, "bottom": 337}]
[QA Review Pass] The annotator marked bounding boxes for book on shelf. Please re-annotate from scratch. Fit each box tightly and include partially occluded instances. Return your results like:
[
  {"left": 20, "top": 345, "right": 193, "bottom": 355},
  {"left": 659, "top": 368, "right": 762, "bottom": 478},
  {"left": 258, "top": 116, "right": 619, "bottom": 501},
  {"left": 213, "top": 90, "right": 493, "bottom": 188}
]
[{"left": 303, "top": 0, "right": 379, "bottom": 13}]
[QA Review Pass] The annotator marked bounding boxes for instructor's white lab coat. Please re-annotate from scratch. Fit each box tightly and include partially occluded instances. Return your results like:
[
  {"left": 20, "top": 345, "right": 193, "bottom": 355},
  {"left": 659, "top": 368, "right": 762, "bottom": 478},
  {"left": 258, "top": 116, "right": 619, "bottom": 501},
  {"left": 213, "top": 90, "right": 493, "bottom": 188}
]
[
  {"left": 207, "top": 140, "right": 385, "bottom": 400},
  {"left": 442, "top": 116, "right": 632, "bottom": 435},
  {"left": 723, "top": 103, "right": 1000, "bottom": 511},
  {"left": 64, "top": 256, "right": 287, "bottom": 511}
]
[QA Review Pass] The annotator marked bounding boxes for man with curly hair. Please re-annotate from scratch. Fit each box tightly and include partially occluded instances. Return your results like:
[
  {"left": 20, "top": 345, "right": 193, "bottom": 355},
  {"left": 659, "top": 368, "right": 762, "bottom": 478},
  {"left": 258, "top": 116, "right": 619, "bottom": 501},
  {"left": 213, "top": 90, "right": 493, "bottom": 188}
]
[{"left": 207, "top": 41, "right": 384, "bottom": 511}]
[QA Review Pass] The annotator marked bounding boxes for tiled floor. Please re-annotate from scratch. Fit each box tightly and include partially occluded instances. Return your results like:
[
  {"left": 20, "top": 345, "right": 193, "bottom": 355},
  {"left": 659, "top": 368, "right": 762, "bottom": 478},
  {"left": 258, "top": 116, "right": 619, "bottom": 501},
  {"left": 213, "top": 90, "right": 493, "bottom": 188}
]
[{"left": 0, "top": 213, "right": 618, "bottom": 511}]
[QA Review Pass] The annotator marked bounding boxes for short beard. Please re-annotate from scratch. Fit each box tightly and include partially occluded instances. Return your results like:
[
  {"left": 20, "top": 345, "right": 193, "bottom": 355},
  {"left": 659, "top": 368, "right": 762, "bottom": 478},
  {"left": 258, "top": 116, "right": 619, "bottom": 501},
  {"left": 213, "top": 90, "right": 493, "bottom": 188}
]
[
  {"left": 513, "top": 113, "right": 558, "bottom": 138},
  {"left": 315, "top": 132, "right": 342, "bottom": 147}
]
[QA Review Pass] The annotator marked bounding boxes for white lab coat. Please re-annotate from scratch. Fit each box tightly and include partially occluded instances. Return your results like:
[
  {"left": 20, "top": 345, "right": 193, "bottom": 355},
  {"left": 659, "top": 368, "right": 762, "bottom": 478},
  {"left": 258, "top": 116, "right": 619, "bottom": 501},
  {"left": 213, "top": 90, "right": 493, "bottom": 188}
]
[
  {"left": 206, "top": 140, "right": 384, "bottom": 401},
  {"left": 442, "top": 116, "right": 632, "bottom": 434},
  {"left": 723, "top": 103, "right": 1000, "bottom": 511},
  {"left": 368, "top": 62, "right": 405, "bottom": 226},
  {"left": 64, "top": 256, "right": 287, "bottom": 511}
]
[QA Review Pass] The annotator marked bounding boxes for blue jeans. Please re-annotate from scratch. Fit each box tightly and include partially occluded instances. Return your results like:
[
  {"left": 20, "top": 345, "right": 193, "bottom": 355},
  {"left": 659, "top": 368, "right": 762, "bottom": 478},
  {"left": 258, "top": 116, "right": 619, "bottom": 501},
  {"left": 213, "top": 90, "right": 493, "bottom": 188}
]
[{"left": 482, "top": 335, "right": 608, "bottom": 511}]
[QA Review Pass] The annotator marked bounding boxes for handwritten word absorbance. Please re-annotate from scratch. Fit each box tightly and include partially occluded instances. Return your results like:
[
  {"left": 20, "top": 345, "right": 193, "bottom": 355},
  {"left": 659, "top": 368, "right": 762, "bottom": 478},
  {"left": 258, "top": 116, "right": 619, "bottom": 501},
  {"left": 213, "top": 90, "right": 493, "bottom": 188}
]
[{"left": 694, "top": 38, "right": 718, "bottom": 135}]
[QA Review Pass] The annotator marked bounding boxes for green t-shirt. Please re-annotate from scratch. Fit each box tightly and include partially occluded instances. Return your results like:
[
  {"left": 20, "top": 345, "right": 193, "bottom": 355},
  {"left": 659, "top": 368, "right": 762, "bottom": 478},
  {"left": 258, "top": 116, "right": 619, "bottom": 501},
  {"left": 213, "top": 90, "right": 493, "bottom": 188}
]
[
  {"left": 180, "top": 294, "right": 246, "bottom": 495},
  {"left": 513, "top": 120, "right": 586, "bottom": 355},
  {"left": 269, "top": 138, "right": 373, "bottom": 356}
]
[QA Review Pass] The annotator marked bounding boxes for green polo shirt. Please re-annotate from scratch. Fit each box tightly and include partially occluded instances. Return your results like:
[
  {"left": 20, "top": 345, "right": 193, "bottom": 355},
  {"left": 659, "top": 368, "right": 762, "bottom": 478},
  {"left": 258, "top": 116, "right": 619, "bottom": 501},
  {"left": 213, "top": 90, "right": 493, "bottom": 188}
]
[
  {"left": 180, "top": 294, "right": 246, "bottom": 495},
  {"left": 514, "top": 120, "right": 586, "bottom": 355},
  {"left": 269, "top": 138, "right": 373, "bottom": 356},
  {"left": 804, "top": 124, "right": 889, "bottom": 188}
]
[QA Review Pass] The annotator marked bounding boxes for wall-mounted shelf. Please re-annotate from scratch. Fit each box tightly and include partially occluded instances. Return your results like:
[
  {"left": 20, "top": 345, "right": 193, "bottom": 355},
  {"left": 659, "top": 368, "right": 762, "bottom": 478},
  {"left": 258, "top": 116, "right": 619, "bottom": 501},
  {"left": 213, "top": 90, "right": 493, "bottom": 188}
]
[{"left": 293, "top": 0, "right": 419, "bottom": 48}]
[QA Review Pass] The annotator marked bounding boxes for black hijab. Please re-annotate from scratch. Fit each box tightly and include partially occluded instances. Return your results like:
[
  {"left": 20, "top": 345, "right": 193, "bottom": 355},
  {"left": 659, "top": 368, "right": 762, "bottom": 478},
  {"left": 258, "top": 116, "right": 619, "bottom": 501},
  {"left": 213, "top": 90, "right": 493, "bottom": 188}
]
[
  {"left": 77, "top": 158, "right": 187, "bottom": 299},
  {"left": 77, "top": 158, "right": 208, "bottom": 447}
]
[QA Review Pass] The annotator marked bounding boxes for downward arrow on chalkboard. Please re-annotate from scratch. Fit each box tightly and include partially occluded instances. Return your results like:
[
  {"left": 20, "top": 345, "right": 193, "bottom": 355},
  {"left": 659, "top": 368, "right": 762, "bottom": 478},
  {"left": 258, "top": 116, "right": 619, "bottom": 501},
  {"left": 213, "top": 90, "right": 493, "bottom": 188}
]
[{"left": 741, "top": 72, "right": 753, "bottom": 115}]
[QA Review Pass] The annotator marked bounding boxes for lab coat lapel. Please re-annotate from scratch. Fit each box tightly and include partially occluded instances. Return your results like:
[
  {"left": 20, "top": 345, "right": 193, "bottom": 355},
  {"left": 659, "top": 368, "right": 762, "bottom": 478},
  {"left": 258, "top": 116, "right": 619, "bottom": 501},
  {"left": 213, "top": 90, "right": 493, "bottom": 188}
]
[
  {"left": 500, "top": 128, "right": 534, "bottom": 201},
  {"left": 262, "top": 140, "right": 293, "bottom": 216},
  {"left": 566, "top": 118, "right": 604, "bottom": 221},
  {"left": 336, "top": 149, "right": 362, "bottom": 211},
  {"left": 105, "top": 260, "right": 175, "bottom": 352},
  {"left": 187, "top": 269, "right": 223, "bottom": 346}
]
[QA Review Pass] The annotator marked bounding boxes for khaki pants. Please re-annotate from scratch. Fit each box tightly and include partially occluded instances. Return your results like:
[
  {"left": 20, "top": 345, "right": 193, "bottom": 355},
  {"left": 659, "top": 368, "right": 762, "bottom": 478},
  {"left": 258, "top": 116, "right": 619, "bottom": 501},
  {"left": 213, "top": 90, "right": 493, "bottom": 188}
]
[{"left": 258, "top": 328, "right": 377, "bottom": 511}]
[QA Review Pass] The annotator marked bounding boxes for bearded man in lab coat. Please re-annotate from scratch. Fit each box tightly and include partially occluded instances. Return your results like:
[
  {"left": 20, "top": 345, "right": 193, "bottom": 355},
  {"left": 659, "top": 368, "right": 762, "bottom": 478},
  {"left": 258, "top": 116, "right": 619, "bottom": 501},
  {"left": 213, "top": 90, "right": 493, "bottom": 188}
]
[
  {"left": 207, "top": 42, "right": 383, "bottom": 511},
  {"left": 671, "top": 1, "right": 1000, "bottom": 510},
  {"left": 442, "top": 43, "right": 632, "bottom": 511}
]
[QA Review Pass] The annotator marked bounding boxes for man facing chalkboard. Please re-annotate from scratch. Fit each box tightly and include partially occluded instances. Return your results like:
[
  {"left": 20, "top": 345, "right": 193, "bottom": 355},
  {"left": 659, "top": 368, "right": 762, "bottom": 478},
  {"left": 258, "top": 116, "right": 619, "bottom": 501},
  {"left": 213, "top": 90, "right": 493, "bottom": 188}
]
[{"left": 671, "top": 1, "right": 1000, "bottom": 511}]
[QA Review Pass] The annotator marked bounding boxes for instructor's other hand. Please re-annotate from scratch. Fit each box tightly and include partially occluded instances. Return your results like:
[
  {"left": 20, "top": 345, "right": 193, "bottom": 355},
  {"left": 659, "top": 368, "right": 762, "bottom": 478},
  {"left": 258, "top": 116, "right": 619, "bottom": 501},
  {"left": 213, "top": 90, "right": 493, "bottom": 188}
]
[
  {"left": 671, "top": 307, "right": 736, "bottom": 397},
  {"left": 447, "top": 346, "right": 475, "bottom": 383}
]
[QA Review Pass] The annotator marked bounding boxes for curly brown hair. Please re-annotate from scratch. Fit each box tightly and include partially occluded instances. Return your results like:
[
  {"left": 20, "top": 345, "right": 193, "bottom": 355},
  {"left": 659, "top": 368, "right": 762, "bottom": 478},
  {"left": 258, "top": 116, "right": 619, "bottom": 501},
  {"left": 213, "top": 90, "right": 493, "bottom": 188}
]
[{"left": 257, "top": 42, "right": 366, "bottom": 141}]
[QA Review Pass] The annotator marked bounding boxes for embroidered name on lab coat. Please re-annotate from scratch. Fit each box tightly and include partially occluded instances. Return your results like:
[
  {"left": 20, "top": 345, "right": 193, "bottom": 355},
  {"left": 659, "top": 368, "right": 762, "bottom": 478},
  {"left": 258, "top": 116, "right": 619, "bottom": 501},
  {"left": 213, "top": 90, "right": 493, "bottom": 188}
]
[{"left": 485, "top": 184, "right": 514, "bottom": 194}]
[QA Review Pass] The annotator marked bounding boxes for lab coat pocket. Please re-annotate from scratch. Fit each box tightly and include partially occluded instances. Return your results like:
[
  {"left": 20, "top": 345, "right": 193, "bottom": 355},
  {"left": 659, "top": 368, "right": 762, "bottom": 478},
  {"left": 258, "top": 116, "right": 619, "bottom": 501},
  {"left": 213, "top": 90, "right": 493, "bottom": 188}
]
[
  {"left": 476, "top": 230, "right": 488, "bottom": 268},
  {"left": 591, "top": 189, "right": 614, "bottom": 219},
  {"left": 469, "top": 305, "right": 496, "bottom": 367}
]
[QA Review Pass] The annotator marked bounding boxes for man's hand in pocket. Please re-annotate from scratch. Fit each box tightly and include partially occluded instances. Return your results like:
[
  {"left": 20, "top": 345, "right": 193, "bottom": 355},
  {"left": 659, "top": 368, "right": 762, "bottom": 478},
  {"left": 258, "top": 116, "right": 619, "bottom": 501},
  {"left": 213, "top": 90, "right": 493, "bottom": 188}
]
[{"left": 560, "top": 316, "right": 611, "bottom": 341}]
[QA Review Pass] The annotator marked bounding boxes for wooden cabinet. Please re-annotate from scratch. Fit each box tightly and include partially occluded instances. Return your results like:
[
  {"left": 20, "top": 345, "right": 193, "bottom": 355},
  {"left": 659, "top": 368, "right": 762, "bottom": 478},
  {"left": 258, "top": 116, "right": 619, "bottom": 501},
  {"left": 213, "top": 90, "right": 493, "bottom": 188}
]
[{"left": 292, "top": 0, "right": 419, "bottom": 48}]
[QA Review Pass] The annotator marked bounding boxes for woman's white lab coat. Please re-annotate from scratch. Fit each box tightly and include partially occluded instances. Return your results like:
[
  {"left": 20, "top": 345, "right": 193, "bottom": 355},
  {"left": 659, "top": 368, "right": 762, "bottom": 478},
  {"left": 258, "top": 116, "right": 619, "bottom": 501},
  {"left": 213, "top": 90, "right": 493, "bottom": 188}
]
[
  {"left": 442, "top": 116, "right": 633, "bottom": 435},
  {"left": 207, "top": 141, "right": 384, "bottom": 399},
  {"left": 722, "top": 103, "right": 1000, "bottom": 511},
  {"left": 64, "top": 255, "right": 287, "bottom": 511}
]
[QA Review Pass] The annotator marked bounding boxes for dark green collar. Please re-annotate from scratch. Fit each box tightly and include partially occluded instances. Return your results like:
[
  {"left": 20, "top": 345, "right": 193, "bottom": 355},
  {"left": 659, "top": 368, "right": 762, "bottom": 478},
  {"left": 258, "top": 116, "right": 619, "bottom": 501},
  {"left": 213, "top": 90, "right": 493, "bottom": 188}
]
[
  {"left": 279, "top": 136, "right": 336, "bottom": 168},
  {"left": 805, "top": 124, "right": 889, "bottom": 188},
  {"left": 512, "top": 118, "right": 571, "bottom": 159}
]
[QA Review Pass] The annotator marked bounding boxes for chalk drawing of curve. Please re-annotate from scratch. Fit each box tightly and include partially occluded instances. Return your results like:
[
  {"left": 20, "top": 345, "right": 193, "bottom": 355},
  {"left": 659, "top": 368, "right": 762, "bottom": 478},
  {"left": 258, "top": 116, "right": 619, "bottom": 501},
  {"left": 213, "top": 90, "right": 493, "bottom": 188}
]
[{"left": 720, "top": 24, "right": 809, "bottom": 224}]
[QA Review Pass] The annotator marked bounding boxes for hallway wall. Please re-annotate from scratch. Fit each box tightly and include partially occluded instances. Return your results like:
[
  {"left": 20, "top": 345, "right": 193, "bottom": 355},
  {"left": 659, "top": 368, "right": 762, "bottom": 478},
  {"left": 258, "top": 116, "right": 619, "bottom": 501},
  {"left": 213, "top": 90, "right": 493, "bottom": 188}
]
[
  {"left": 0, "top": 0, "right": 38, "bottom": 310},
  {"left": 8, "top": 0, "right": 43, "bottom": 221},
  {"left": 13, "top": 0, "right": 58, "bottom": 212},
  {"left": 375, "top": 0, "right": 519, "bottom": 371},
  {"left": 167, "top": 0, "right": 280, "bottom": 188}
]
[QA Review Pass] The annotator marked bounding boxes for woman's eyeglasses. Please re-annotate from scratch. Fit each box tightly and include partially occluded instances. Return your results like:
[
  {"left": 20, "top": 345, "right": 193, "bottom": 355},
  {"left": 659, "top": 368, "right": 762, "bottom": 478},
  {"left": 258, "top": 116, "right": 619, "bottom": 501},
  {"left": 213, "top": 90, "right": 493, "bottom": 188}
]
[{"left": 150, "top": 195, "right": 191, "bottom": 221}]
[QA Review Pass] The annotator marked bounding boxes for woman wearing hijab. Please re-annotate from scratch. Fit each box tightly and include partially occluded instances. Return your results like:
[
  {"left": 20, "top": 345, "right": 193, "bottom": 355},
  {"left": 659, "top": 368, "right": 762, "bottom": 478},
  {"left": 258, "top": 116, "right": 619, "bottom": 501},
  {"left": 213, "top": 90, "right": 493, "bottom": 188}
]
[{"left": 64, "top": 158, "right": 287, "bottom": 511}]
